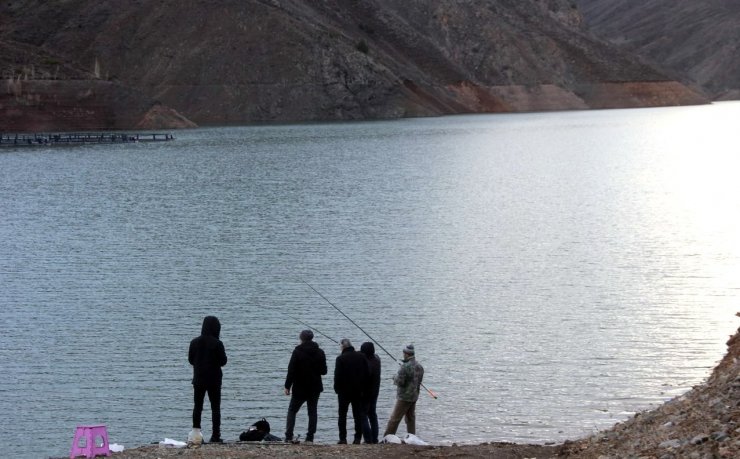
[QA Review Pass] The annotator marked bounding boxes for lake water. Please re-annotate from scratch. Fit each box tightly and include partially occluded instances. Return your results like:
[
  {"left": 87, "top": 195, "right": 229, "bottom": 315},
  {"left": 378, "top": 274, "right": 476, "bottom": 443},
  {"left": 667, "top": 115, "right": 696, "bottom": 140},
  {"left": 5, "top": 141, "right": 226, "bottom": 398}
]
[{"left": 1, "top": 103, "right": 739, "bottom": 458}]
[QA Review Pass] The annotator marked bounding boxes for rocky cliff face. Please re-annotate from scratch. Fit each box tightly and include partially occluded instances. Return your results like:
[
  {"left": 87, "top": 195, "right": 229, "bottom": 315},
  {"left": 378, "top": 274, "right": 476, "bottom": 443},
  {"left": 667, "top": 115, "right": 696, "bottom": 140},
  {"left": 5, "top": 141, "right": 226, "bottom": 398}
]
[
  {"left": 1, "top": 0, "right": 707, "bottom": 131},
  {"left": 575, "top": 0, "right": 740, "bottom": 100}
]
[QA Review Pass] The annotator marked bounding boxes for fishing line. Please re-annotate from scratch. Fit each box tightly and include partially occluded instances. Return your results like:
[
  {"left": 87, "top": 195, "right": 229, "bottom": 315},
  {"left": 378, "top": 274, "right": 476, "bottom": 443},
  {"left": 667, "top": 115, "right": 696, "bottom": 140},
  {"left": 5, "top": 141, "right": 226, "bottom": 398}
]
[
  {"left": 300, "top": 279, "right": 395, "bottom": 360},
  {"left": 300, "top": 279, "right": 438, "bottom": 399},
  {"left": 287, "top": 313, "right": 339, "bottom": 345}
]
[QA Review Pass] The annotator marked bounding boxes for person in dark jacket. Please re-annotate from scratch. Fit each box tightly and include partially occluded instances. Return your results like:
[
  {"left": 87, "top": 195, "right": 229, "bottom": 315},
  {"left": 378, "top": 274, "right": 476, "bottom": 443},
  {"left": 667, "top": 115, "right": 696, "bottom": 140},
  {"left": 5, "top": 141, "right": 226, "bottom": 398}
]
[
  {"left": 284, "top": 329, "right": 328, "bottom": 443},
  {"left": 333, "top": 338, "right": 371, "bottom": 444},
  {"left": 188, "top": 316, "right": 228, "bottom": 443},
  {"left": 360, "top": 342, "right": 381, "bottom": 443}
]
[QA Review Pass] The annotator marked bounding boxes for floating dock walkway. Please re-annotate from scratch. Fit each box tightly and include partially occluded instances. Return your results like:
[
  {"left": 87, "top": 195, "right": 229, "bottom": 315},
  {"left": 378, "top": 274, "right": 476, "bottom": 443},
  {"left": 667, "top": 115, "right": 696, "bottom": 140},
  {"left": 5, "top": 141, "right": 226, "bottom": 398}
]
[{"left": 1, "top": 132, "right": 174, "bottom": 147}]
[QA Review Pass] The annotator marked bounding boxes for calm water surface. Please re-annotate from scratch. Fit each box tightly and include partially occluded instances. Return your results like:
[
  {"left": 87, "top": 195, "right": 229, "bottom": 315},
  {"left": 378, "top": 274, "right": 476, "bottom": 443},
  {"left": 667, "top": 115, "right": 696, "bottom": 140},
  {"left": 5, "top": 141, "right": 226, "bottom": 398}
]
[{"left": 1, "top": 103, "right": 739, "bottom": 458}]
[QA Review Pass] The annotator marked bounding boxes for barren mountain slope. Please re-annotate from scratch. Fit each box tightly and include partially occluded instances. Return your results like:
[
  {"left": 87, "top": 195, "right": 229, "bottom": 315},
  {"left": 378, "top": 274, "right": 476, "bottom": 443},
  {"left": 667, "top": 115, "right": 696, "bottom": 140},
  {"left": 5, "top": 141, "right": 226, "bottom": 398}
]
[
  {"left": 575, "top": 0, "right": 740, "bottom": 99},
  {"left": 2, "top": 0, "right": 707, "bottom": 130}
]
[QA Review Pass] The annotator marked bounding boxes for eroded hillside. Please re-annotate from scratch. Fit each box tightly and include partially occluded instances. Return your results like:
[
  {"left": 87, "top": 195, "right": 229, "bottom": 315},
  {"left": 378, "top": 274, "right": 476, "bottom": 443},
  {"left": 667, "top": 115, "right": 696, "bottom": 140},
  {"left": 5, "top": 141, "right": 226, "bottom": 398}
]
[
  {"left": 575, "top": 0, "right": 740, "bottom": 99},
  {"left": 1, "top": 0, "right": 707, "bottom": 131}
]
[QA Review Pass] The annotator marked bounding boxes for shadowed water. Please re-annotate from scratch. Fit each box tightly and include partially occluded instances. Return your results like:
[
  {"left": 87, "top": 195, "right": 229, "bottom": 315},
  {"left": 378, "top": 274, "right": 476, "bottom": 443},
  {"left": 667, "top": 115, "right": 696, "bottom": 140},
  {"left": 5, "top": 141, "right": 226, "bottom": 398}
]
[{"left": 1, "top": 103, "right": 739, "bottom": 458}]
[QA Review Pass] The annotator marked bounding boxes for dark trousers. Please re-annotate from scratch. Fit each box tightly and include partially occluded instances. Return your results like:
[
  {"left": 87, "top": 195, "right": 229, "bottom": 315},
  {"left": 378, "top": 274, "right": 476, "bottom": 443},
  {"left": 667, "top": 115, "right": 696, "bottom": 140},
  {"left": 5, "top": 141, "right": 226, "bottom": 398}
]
[
  {"left": 285, "top": 392, "right": 319, "bottom": 442},
  {"left": 193, "top": 384, "right": 221, "bottom": 438},
  {"left": 337, "top": 393, "right": 371, "bottom": 443},
  {"left": 364, "top": 394, "right": 379, "bottom": 443}
]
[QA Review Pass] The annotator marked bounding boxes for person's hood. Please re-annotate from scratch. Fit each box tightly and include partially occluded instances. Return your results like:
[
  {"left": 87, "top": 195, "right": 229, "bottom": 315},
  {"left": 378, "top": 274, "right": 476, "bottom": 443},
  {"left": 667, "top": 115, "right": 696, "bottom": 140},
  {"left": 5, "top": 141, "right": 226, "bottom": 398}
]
[
  {"left": 201, "top": 316, "right": 221, "bottom": 339},
  {"left": 360, "top": 342, "right": 375, "bottom": 358},
  {"left": 341, "top": 346, "right": 356, "bottom": 354}
]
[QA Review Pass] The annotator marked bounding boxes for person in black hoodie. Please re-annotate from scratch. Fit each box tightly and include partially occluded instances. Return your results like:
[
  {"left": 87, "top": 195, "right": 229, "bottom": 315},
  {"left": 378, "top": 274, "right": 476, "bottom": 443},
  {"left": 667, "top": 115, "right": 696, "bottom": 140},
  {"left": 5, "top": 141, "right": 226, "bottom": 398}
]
[
  {"left": 188, "top": 315, "right": 228, "bottom": 443},
  {"left": 360, "top": 342, "right": 381, "bottom": 443},
  {"left": 284, "top": 329, "right": 328, "bottom": 443},
  {"left": 334, "top": 338, "right": 371, "bottom": 444}
]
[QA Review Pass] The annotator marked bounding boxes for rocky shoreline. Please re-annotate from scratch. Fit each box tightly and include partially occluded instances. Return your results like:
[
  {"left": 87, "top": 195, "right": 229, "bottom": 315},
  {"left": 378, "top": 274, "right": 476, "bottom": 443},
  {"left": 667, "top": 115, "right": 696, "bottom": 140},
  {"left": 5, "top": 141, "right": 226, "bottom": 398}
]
[{"left": 89, "top": 319, "right": 740, "bottom": 458}]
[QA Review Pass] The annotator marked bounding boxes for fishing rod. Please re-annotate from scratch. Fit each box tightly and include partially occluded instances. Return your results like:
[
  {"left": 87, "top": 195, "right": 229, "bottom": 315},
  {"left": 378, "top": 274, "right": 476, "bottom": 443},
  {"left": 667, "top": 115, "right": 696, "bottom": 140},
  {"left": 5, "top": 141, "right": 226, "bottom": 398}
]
[
  {"left": 300, "top": 280, "right": 394, "bottom": 359},
  {"left": 300, "top": 279, "right": 438, "bottom": 399},
  {"left": 287, "top": 314, "right": 339, "bottom": 345}
]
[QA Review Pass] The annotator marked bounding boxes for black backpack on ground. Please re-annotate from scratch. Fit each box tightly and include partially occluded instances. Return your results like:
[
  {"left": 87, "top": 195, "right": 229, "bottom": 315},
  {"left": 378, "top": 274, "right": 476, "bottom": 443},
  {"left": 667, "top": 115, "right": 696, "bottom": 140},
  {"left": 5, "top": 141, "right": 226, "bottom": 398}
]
[{"left": 239, "top": 418, "right": 281, "bottom": 442}]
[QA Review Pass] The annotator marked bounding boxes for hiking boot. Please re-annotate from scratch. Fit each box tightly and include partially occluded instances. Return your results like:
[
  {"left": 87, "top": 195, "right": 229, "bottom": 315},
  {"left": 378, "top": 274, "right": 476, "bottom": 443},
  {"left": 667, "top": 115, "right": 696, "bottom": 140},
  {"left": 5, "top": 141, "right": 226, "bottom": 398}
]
[
  {"left": 303, "top": 440, "right": 313, "bottom": 445},
  {"left": 352, "top": 438, "right": 362, "bottom": 444},
  {"left": 209, "top": 436, "right": 223, "bottom": 443},
  {"left": 337, "top": 439, "right": 347, "bottom": 444}
]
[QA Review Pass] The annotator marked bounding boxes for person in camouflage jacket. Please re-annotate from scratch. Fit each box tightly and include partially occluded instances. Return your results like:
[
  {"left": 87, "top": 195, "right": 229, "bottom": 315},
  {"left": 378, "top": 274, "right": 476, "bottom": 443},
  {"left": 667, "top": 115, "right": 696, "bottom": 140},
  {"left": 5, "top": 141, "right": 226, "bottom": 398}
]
[{"left": 383, "top": 344, "right": 424, "bottom": 437}]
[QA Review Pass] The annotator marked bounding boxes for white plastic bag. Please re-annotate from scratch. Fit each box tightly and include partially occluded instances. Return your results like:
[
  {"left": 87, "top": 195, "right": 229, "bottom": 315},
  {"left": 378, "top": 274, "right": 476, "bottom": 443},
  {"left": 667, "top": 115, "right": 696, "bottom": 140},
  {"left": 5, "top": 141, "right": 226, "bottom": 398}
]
[
  {"left": 109, "top": 444, "right": 125, "bottom": 453},
  {"left": 381, "top": 434, "right": 402, "bottom": 444},
  {"left": 403, "top": 433, "right": 429, "bottom": 445},
  {"left": 160, "top": 438, "right": 187, "bottom": 448}
]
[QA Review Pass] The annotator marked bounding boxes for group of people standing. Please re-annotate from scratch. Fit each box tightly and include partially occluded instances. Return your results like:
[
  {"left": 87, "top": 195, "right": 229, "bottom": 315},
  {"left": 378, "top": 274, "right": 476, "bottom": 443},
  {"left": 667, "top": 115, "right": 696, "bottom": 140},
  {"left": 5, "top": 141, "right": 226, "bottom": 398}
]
[{"left": 188, "top": 315, "right": 425, "bottom": 444}]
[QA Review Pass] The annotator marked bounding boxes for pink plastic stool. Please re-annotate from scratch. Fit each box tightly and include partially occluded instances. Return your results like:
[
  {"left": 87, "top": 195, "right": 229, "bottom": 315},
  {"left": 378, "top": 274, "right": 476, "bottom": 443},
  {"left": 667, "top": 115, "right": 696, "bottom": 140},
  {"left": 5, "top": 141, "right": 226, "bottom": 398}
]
[{"left": 70, "top": 425, "right": 111, "bottom": 458}]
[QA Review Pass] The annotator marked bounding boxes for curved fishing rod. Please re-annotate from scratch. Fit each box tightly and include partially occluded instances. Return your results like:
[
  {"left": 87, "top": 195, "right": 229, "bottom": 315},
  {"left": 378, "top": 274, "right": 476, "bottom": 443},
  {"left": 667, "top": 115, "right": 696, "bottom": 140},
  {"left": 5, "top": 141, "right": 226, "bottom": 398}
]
[
  {"left": 300, "top": 279, "right": 438, "bottom": 399},
  {"left": 287, "top": 314, "right": 339, "bottom": 345}
]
